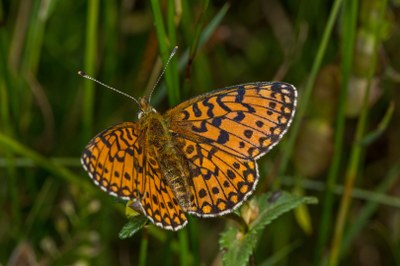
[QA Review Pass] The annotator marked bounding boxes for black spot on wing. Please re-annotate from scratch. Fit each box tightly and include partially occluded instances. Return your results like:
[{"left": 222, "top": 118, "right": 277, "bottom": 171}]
[
  {"left": 199, "top": 189, "right": 207, "bottom": 198},
  {"left": 186, "top": 145, "right": 195, "bottom": 154},
  {"left": 211, "top": 117, "right": 222, "bottom": 127},
  {"left": 118, "top": 129, "right": 131, "bottom": 147},
  {"left": 203, "top": 98, "right": 215, "bottom": 117},
  {"left": 227, "top": 169, "right": 236, "bottom": 179},
  {"left": 207, "top": 147, "right": 218, "bottom": 159},
  {"left": 192, "top": 121, "right": 208, "bottom": 133},
  {"left": 216, "top": 95, "right": 232, "bottom": 112},
  {"left": 124, "top": 172, "right": 131, "bottom": 181},
  {"left": 244, "top": 130, "right": 253, "bottom": 139},
  {"left": 152, "top": 195, "right": 159, "bottom": 204},
  {"left": 235, "top": 87, "right": 245, "bottom": 103},
  {"left": 242, "top": 103, "right": 255, "bottom": 113},
  {"left": 99, "top": 135, "right": 112, "bottom": 148},
  {"left": 193, "top": 103, "right": 202, "bottom": 117},
  {"left": 212, "top": 187, "right": 220, "bottom": 194},
  {"left": 126, "top": 148, "right": 134, "bottom": 156},
  {"left": 182, "top": 110, "right": 190, "bottom": 120},
  {"left": 233, "top": 111, "right": 245, "bottom": 122},
  {"left": 217, "top": 130, "right": 229, "bottom": 144},
  {"left": 204, "top": 170, "right": 212, "bottom": 180},
  {"left": 223, "top": 181, "right": 230, "bottom": 188},
  {"left": 271, "top": 83, "right": 283, "bottom": 92}
]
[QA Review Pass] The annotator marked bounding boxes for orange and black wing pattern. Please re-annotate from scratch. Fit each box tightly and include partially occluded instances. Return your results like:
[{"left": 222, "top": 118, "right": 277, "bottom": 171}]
[
  {"left": 81, "top": 122, "right": 187, "bottom": 230},
  {"left": 165, "top": 82, "right": 297, "bottom": 216},
  {"left": 81, "top": 122, "right": 143, "bottom": 199}
]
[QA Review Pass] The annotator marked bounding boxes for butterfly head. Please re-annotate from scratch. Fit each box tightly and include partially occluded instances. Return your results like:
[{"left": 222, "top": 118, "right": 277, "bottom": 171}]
[{"left": 137, "top": 97, "right": 157, "bottom": 119}]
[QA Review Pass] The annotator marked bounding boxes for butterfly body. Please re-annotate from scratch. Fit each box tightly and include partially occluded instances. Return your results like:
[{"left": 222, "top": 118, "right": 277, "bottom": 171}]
[
  {"left": 82, "top": 82, "right": 297, "bottom": 231},
  {"left": 138, "top": 100, "right": 193, "bottom": 211}
]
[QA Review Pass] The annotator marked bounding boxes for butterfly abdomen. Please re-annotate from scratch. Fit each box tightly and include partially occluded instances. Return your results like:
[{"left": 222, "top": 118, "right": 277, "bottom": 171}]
[{"left": 143, "top": 111, "right": 193, "bottom": 211}]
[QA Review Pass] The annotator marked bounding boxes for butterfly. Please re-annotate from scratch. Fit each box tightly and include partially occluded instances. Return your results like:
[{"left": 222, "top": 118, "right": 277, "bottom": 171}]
[{"left": 81, "top": 79, "right": 297, "bottom": 231}]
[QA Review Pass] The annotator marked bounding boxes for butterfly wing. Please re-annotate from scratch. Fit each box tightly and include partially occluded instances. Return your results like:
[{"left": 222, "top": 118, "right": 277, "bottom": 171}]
[
  {"left": 81, "top": 122, "right": 187, "bottom": 230},
  {"left": 178, "top": 138, "right": 259, "bottom": 216},
  {"left": 165, "top": 82, "right": 297, "bottom": 216}
]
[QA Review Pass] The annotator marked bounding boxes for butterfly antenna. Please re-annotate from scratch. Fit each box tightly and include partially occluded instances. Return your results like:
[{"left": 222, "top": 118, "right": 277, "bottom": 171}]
[
  {"left": 78, "top": 71, "right": 139, "bottom": 105},
  {"left": 148, "top": 46, "right": 178, "bottom": 101}
]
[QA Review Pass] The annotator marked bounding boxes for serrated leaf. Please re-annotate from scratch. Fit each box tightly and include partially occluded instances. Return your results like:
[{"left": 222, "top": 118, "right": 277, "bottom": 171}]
[
  {"left": 119, "top": 216, "right": 148, "bottom": 239},
  {"left": 220, "top": 191, "right": 318, "bottom": 266}
]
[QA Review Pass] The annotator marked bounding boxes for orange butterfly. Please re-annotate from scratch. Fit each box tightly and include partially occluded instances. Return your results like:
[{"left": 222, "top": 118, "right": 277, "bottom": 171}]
[
  {"left": 81, "top": 79, "right": 297, "bottom": 231},
  {"left": 80, "top": 51, "right": 296, "bottom": 231}
]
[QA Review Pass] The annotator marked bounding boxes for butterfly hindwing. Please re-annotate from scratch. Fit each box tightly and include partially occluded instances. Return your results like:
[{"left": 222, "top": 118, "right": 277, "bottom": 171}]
[
  {"left": 141, "top": 148, "right": 187, "bottom": 230},
  {"left": 177, "top": 138, "right": 258, "bottom": 216}
]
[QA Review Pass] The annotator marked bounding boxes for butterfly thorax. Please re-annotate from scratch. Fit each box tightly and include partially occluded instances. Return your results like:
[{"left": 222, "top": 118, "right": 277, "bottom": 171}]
[{"left": 138, "top": 99, "right": 193, "bottom": 211}]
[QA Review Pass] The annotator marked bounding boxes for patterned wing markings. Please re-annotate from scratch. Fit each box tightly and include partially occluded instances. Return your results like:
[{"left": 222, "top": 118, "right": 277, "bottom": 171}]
[
  {"left": 82, "top": 81, "right": 297, "bottom": 231},
  {"left": 175, "top": 138, "right": 258, "bottom": 216},
  {"left": 141, "top": 148, "right": 187, "bottom": 230},
  {"left": 81, "top": 122, "right": 144, "bottom": 199},
  {"left": 166, "top": 82, "right": 297, "bottom": 160},
  {"left": 183, "top": 139, "right": 258, "bottom": 217},
  {"left": 81, "top": 122, "right": 188, "bottom": 230}
]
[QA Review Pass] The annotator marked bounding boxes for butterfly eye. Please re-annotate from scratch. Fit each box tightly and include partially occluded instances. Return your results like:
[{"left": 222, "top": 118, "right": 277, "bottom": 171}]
[{"left": 138, "top": 111, "right": 144, "bottom": 119}]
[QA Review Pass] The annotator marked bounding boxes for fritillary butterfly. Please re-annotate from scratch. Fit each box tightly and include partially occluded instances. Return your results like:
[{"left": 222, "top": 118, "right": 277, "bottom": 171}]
[{"left": 81, "top": 80, "right": 297, "bottom": 231}]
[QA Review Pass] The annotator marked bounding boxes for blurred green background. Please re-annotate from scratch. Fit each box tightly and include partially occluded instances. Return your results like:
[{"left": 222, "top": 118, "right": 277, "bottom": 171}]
[{"left": 1, "top": 0, "right": 400, "bottom": 265}]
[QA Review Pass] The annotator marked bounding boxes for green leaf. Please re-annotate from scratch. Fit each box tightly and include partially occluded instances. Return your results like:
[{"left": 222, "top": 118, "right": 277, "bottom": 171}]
[
  {"left": 220, "top": 191, "right": 318, "bottom": 266},
  {"left": 119, "top": 216, "right": 148, "bottom": 239}
]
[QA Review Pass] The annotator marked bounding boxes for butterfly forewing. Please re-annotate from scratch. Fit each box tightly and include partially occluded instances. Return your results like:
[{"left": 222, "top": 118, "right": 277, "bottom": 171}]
[
  {"left": 81, "top": 122, "right": 143, "bottom": 199},
  {"left": 165, "top": 82, "right": 297, "bottom": 160}
]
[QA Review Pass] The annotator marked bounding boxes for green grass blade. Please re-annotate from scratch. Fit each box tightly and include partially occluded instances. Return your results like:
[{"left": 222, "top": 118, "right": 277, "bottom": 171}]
[
  {"left": 82, "top": 0, "right": 99, "bottom": 141},
  {"left": 278, "top": 0, "right": 344, "bottom": 176},
  {"left": 329, "top": 0, "right": 388, "bottom": 264},
  {"left": 313, "top": 0, "right": 357, "bottom": 264},
  {"left": 0, "top": 133, "right": 93, "bottom": 191},
  {"left": 150, "top": 0, "right": 180, "bottom": 105},
  {"left": 341, "top": 163, "right": 400, "bottom": 252},
  {"left": 138, "top": 229, "right": 149, "bottom": 266}
]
